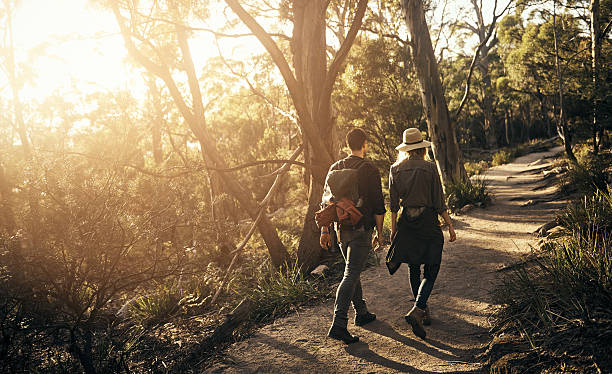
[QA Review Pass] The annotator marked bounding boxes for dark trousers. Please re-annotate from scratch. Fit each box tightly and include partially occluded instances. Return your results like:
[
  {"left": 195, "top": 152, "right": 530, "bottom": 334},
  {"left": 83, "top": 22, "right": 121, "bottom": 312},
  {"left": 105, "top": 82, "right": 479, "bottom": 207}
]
[
  {"left": 332, "top": 228, "right": 372, "bottom": 328},
  {"left": 408, "top": 263, "right": 440, "bottom": 310}
]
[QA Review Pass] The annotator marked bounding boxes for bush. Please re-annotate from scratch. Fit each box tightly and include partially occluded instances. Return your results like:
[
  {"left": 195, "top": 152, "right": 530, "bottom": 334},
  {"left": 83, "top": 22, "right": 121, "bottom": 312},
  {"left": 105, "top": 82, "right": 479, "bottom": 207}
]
[
  {"left": 557, "top": 188, "right": 612, "bottom": 237},
  {"left": 464, "top": 160, "right": 490, "bottom": 176},
  {"left": 445, "top": 177, "right": 491, "bottom": 212},
  {"left": 561, "top": 154, "right": 610, "bottom": 195},
  {"left": 491, "top": 145, "right": 527, "bottom": 166},
  {"left": 488, "top": 187, "right": 612, "bottom": 372},
  {"left": 242, "top": 260, "right": 328, "bottom": 323}
]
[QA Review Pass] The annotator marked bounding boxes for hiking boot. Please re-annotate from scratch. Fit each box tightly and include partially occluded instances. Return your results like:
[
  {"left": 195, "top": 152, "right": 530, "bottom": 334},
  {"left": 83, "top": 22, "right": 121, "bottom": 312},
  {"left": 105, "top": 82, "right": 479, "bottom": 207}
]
[
  {"left": 423, "top": 306, "right": 431, "bottom": 326},
  {"left": 405, "top": 306, "right": 427, "bottom": 339},
  {"left": 327, "top": 325, "right": 359, "bottom": 344},
  {"left": 354, "top": 312, "right": 376, "bottom": 326}
]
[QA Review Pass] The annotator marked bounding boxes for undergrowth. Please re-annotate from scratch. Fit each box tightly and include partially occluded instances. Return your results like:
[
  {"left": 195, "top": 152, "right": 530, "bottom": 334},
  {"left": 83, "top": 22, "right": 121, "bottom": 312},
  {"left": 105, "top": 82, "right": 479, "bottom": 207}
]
[
  {"left": 488, "top": 186, "right": 612, "bottom": 373},
  {"left": 445, "top": 177, "right": 491, "bottom": 212}
]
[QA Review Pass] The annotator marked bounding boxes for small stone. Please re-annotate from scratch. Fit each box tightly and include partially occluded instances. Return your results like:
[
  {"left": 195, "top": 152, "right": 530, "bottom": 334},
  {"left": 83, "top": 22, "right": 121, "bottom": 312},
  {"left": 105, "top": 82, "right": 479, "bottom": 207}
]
[{"left": 310, "top": 264, "right": 329, "bottom": 276}]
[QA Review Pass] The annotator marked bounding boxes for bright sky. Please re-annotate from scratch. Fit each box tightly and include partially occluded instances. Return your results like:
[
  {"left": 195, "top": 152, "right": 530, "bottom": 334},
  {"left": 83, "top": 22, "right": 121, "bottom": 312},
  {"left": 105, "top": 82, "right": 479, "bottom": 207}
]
[
  {"left": 7, "top": 0, "right": 139, "bottom": 101},
  {"left": 2, "top": 0, "right": 503, "bottom": 107}
]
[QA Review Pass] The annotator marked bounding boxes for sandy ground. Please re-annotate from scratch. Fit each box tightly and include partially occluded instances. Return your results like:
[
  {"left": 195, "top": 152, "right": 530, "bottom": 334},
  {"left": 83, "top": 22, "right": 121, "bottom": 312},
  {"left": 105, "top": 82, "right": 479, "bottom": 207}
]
[{"left": 207, "top": 146, "right": 566, "bottom": 374}]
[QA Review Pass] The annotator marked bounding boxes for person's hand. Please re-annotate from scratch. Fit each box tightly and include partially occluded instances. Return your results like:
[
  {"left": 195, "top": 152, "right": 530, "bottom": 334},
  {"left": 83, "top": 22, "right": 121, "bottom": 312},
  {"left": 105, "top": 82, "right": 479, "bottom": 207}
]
[
  {"left": 320, "top": 232, "right": 331, "bottom": 250},
  {"left": 448, "top": 226, "right": 457, "bottom": 242},
  {"left": 372, "top": 232, "right": 384, "bottom": 252}
]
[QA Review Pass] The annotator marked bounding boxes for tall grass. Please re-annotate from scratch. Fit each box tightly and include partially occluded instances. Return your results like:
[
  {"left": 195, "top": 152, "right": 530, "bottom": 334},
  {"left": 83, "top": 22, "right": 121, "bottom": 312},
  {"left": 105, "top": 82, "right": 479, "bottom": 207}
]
[
  {"left": 243, "top": 260, "right": 329, "bottom": 323},
  {"left": 445, "top": 177, "right": 491, "bottom": 212},
  {"left": 489, "top": 187, "right": 612, "bottom": 372}
]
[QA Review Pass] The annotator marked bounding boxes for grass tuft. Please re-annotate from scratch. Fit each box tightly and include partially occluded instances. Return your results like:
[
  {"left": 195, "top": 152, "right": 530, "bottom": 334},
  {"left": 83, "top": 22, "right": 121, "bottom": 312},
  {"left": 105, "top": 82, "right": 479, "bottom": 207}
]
[
  {"left": 445, "top": 177, "right": 491, "bottom": 212},
  {"left": 243, "top": 260, "right": 329, "bottom": 323},
  {"left": 488, "top": 186, "right": 612, "bottom": 372}
]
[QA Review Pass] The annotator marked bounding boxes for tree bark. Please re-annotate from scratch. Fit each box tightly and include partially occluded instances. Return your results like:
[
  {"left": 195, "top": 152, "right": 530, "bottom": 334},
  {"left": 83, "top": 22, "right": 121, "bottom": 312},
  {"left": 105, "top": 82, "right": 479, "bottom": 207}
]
[
  {"left": 590, "top": 0, "right": 601, "bottom": 154},
  {"left": 112, "top": 4, "right": 289, "bottom": 267},
  {"left": 401, "top": 0, "right": 467, "bottom": 185},
  {"left": 224, "top": 0, "right": 368, "bottom": 271},
  {"left": 145, "top": 77, "right": 164, "bottom": 165},
  {"left": 552, "top": 0, "right": 576, "bottom": 162}
]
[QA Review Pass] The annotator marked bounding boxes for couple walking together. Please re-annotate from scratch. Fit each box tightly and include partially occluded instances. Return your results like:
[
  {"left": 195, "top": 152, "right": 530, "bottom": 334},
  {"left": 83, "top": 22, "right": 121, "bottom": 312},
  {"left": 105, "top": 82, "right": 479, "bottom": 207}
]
[{"left": 320, "top": 128, "right": 457, "bottom": 344}]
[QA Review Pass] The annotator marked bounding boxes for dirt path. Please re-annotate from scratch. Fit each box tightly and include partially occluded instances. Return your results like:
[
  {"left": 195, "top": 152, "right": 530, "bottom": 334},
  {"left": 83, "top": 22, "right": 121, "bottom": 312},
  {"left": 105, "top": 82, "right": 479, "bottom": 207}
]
[{"left": 207, "top": 146, "right": 567, "bottom": 374}]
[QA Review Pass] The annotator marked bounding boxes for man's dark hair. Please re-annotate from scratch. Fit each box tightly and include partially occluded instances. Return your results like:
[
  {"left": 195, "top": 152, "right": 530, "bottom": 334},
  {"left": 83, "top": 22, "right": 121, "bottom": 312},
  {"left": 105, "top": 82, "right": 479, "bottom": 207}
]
[{"left": 346, "top": 128, "right": 367, "bottom": 151}]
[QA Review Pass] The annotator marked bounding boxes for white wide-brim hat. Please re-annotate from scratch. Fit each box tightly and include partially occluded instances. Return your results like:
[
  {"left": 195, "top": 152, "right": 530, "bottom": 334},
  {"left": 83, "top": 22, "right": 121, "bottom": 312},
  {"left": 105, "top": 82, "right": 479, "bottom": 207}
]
[{"left": 395, "top": 128, "right": 432, "bottom": 152}]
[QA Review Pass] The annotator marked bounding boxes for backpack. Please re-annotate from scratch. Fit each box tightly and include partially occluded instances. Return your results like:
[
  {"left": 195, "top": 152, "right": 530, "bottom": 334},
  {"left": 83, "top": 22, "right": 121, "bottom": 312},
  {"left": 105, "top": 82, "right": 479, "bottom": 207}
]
[{"left": 315, "top": 159, "right": 364, "bottom": 229}]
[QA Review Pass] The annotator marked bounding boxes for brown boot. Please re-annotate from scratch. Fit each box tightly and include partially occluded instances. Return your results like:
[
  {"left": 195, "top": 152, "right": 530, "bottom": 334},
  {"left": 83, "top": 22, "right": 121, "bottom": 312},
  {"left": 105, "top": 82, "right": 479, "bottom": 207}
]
[
  {"left": 405, "top": 306, "right": 426, "bottom": 339},
  {"left": 423, "top": 306, "right": 431, "bottom": 326}
]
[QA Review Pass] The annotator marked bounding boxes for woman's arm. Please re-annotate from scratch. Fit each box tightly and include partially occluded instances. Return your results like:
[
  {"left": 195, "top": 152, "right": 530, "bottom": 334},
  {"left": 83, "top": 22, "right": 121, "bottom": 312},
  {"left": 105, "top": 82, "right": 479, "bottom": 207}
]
[
  {"left": 390, "top": 211, "right": 398, "bottom": 243},
  {"left": 440, "top": 210, "right": 456, "bottom": 242}
]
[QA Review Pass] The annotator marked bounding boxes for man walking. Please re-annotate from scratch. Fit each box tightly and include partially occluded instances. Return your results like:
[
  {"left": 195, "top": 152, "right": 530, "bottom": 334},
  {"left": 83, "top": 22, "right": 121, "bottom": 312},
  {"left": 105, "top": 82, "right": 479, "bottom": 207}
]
[{"left": 320, "top": 128, "right": 386, "bottom": 344}]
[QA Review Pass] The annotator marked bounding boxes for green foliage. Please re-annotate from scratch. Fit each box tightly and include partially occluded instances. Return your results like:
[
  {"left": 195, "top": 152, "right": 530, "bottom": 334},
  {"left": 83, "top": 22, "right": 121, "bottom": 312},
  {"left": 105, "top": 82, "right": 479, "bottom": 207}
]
[
  {"left": 242, "top": 260, "right": 328, "bottom": 323},
  {"left": 464, "top": 160, "right": 490, "bottom": 176},
  {"left": 491, "top": 144, "right": 527, "bottom": 166},
  {"left": 490, "top": 188, "right": 612, "bottom": 372},
  {"left": 561, "top": 145, "right": 611, "bottom": 195},
  {"left": 445, "top": 178, "right": 491, "bottom": 212},
  {"left": 558, "top": 188, "right": 612, "bottom": 243}
]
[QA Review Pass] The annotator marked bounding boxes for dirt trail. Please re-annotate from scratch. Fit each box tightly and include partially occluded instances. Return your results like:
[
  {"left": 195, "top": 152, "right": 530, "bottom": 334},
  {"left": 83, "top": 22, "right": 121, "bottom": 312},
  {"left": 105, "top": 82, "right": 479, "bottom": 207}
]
[{"left": 208, "top": 146, "right": 567, "bottom": 374}]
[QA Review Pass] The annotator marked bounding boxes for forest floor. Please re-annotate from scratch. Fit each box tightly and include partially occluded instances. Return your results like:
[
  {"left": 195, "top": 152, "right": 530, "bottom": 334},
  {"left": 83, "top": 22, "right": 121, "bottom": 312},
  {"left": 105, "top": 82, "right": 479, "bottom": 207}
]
[{"left": 206, "top": 146, "right": 567, "bottom": 374}]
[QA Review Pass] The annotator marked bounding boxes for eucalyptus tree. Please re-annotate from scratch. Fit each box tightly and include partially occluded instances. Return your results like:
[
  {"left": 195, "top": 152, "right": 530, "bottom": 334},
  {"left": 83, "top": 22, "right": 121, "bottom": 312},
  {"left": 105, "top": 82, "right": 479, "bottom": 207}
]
[
  {"left": 107, "top": 0, "right": 290, "bottom": 267},
  {"left": 401, "top": 0, "right": 467, "bottom": 184},
  {"left": 223, "top": 0, "right": 369, "bottom": 270}
]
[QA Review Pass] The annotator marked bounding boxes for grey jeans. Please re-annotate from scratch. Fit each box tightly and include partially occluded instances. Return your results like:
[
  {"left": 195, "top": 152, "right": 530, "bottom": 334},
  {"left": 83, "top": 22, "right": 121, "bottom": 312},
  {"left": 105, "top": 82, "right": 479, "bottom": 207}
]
[{"left": 332, "top": 227, "right": 373, "bottom": 328}]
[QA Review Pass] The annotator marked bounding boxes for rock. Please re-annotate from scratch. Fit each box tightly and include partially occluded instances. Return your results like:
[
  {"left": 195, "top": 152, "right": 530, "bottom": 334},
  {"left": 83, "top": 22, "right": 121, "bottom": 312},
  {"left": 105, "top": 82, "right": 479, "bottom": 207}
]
[
  {"left": 521, "top": 200, "right": 537, "bottom": 207},
  {"left": 528, "top": 158, "right": 547, "bottom": 166},
  {"left": 458, "top": 204, "right": 475, "bottom": 215},
  {"left": 310, "top": 264, "right": 329, "bottom": 276},
  {"left": 534, "top": 220, "right": 559, "bottom": 237}
]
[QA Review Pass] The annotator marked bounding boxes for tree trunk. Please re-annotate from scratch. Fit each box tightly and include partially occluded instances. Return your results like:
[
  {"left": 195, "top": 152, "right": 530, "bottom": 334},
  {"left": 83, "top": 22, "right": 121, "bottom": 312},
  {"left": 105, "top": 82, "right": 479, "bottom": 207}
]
[
  {"left": 590, "top": 0, "right": 601, "bottom": 154},
  {"left": 112, "top": 5, "right": 289, "bottom": 267},
  {"left": 145, "top": 77, "right": 164, "bottom": 165},
  {"left": 478, "top": 59, "right": 497, "bottom": 148},
  {"left": 402, "top": 0, "right": 467, "bottom": 185},
  {"left": 222, "top": 0, "right": 367, "bottom": 272},
  {"left": 552, "top": 0, "right": 576, "bottom": 162},
  {"left": 504, "top": 109, "right": 511, "bottom": 145}
]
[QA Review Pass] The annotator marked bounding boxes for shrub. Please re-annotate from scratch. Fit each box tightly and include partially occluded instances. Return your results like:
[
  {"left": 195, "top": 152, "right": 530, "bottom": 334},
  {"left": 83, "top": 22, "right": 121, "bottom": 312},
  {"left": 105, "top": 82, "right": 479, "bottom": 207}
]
[
  {"left": 492, "top": 149, "right": 513, "bottom": 166},
  {"left": 445, "top": 177, "right": 491, "bottom": 212},
  {"left": 561, "top": 155, "right": 610, "bottom": 195},
  {"left": 242, "top": 260, "right": 328, "bottom": 323},
  {"left": 464, "top": 160, "right": 490, "bottom": 176},
  {"left": 491, "top": 145, "right": 527, "bottom": 166},
  {"left": 557, "top": 188, "right": 612, "bottom": 237},
  {"left": 489, "top": 188, "right": 612, "bottom": 372}
]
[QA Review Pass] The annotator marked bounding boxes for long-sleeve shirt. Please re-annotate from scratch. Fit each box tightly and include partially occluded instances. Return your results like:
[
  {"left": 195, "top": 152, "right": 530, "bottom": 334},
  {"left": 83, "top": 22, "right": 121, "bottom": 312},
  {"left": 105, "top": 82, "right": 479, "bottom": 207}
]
[
  {"left": 389, "top": 159, "right": 448, "bottom": 214},
  {"left": 324, "top": 155, "right": 386, "bottom": 229}
]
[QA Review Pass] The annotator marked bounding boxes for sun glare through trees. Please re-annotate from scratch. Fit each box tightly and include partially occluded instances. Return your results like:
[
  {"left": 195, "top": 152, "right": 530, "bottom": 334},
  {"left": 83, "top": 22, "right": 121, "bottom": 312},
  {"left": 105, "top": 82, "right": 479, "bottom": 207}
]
[{"left": 0, "top": 0, "right": 610, "bottom": 372}]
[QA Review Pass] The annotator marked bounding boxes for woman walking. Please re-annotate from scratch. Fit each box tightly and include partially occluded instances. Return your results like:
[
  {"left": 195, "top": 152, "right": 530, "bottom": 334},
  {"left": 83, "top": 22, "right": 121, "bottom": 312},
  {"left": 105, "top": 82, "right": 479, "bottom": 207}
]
[{"left": 386, "top": 128, "right": 456, "bottom": 339}]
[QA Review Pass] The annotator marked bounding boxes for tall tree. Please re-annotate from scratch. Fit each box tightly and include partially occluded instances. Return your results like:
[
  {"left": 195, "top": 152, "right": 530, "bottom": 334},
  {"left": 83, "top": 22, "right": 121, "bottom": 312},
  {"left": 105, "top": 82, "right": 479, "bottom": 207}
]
[
  {"left": 552, "top": 0, "right": 577, "bottom": 162},
  {"left": 223, "top": 0, "right": 368, "bottom": 271},
  {"left": 109, "top": 1, "right": 289, "bottom": 267},
  {"left": 401, "top": 0, "right": 467, "bottom": 185},
  {"left": 590, "top": 0, "right": 601, "bottom": 154},
  {"left": 455, "top": 0, "right": 512, "bottom": 149}
]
